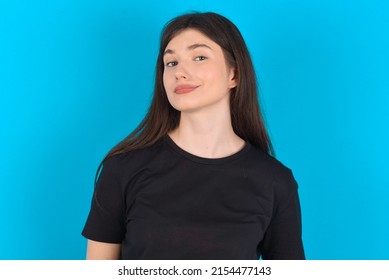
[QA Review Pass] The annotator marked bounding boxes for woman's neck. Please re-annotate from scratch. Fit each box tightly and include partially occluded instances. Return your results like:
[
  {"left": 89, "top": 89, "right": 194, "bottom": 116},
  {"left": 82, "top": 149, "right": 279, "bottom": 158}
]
[{"left": 168, "top": 108, "right": 245, "bottom": 159}]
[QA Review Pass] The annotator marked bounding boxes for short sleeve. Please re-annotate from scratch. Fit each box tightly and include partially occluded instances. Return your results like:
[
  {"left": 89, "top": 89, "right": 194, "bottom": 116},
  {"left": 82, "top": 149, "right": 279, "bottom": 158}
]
[
  {"left": 82, "top": 157, "right": 126, "bottom": 243},
  {"left": 259, "top": 170, "right": 305, "bottom": 260}
]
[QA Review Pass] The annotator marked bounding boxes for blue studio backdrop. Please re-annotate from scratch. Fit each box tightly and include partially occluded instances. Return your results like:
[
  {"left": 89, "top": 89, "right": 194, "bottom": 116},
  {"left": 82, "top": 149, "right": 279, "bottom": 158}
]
[{"left": 1, "top": 0, "right": 388, "bottom": 259}]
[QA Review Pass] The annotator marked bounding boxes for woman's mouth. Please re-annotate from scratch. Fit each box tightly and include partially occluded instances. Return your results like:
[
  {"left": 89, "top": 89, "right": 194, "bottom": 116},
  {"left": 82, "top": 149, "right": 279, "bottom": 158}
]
[{"left": 174, "top": 85, "right": 199, "bottom": 94}]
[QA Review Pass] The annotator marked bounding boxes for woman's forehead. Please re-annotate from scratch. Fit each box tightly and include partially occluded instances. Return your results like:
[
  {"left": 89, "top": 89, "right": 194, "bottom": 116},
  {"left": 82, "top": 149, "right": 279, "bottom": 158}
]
[{"left": 165, "top": 28, "right": 217, "bottom": 51}]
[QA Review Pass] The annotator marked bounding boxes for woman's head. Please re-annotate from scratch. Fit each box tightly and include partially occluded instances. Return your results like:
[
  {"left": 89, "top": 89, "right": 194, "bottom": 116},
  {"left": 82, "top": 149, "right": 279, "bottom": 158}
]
[
  {"left": 106, "top": 12, "right": 273, "bottom": 158},
  {"left": 162, "top": 28, "right": 237, "bottom": 113},
  {"left": 154, "top": 12, "right": 273, "bottom": 153}
]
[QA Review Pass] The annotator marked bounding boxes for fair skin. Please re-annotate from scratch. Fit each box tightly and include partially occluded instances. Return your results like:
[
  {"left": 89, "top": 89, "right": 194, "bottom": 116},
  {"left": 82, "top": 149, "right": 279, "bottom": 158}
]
[
  {"left": 163, "top": 28, "right": 245, "bottom": 158},
  {"left": 86, "top": 28, "right": 244, "bottom": 259},
  {"left": 86, "top": 240, "right": 120, "bottom": 260}
]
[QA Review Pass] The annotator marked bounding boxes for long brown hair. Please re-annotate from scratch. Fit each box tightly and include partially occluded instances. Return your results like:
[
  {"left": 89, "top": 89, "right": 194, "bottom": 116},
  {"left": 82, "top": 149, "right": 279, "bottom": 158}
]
[{"left": 96, "top": 12, "right": 274, "bottom": 180}]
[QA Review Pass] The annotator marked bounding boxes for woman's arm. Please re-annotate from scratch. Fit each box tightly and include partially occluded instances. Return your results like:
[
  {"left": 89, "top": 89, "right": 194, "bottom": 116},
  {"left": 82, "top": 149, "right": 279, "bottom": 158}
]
[
  {"left": 86, "top": 240, "right": 121, "bottom": 260},
  {"left": 260, "top": 171, "right": 305, "bottom": 260}
]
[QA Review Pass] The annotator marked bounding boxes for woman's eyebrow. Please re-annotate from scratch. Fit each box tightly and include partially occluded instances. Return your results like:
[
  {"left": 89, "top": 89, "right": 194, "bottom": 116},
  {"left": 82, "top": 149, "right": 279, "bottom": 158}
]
[
  {"left": 187, "top": 43, "right": 213, "bottom": 51},
  {"left": 164, "top": 43, "right": 213, "bottom": 56}
]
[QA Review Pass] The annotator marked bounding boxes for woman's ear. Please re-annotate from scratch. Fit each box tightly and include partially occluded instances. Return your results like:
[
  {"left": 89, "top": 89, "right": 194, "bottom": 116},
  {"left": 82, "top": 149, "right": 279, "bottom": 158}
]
[{"left": 228, "top": 67, "right": 238, "bottom": 89}]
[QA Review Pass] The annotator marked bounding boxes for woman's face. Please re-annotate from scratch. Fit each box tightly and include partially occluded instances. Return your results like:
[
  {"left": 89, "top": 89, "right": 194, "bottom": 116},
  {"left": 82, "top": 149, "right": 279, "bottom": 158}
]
[{"left": 163, "top": 28, "right": 236, "bottom": 113}]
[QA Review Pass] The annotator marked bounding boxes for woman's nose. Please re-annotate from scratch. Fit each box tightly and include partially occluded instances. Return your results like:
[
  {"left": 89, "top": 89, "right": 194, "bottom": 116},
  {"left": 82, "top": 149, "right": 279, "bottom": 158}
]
[
  {"left": 174, "top": 65, "right": 189, "bottom": 80},
  {"left": 175, "top": 72, "right": 187, "bottom": 80}
]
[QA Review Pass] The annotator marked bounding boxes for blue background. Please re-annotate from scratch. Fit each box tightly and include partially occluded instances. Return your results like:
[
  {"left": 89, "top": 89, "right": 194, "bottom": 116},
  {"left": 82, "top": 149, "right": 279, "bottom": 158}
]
[{"left": 1, "top": 0, "right": 388, "bottom": 259}]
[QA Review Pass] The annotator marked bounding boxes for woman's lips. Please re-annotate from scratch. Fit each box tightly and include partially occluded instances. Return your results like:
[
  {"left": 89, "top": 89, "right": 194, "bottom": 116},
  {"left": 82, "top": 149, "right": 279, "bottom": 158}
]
[{"left": 174, "top": 85, "right": 199, "bottom": 94}]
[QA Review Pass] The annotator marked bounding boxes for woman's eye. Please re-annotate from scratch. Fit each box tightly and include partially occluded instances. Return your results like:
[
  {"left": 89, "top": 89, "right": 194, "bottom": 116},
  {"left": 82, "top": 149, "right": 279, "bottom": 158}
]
[
  {"left": 165, "top": 61, "right": 177, "bottom": 67},
  {"left": 194, "top": 56, "right": 207, "bottom": 61}
]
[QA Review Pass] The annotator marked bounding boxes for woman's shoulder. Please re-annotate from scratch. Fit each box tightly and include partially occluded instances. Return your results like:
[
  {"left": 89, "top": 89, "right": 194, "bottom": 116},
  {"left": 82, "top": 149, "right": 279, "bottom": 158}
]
[
  {"left": 246, "top": 144, "right": 292, "bottom": 172},
  {"left": 246, "top": 144, "right": 298, "bottom": 193},
  {"left": 101, "top": 138, "right": 166, "bottom": 173}
]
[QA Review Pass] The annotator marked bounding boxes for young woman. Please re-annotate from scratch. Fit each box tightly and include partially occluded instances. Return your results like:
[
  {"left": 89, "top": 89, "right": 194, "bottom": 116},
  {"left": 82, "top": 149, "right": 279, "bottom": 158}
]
[{"left": 82, "top": 12, "right": 305, "bottom": 260}]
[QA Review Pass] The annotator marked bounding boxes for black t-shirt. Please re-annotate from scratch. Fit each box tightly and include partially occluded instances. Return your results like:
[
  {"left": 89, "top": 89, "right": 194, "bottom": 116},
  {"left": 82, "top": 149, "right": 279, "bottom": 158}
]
[{"left": 82, "top": 135, "right": 305, "bottom": 260}]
